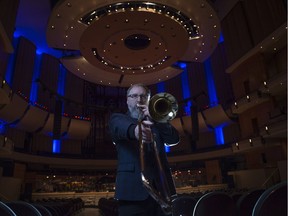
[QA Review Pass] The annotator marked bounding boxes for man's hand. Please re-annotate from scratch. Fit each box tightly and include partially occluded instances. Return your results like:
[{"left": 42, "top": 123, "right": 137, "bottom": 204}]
[
  {"left": 137, "top": 104, "right": 151, "bottom": 119},
  {"left": 134, "top": 120, "right": 154, "bottom": 143}
]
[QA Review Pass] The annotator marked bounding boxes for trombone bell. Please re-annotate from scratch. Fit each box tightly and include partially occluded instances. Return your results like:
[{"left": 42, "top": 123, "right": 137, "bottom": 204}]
[{"left": 148, "top": 92, "right": 178, "bottom": 123}]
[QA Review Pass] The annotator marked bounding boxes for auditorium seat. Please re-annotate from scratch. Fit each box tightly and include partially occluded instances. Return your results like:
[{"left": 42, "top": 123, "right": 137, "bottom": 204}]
[
  {"left": 31, "top": 203, "right": 53, "bottom": 216},
  {"left": 252, "top": 181, "right": 287, "bottom": 216},
  {"left": 5, "top": 201, "right": 42, "bottom": 216},
  {"left": 231, "top": 193, "right": 243, "bottom": 204},
  {"left": 31, "top": 197, "right": 84, "bottom": 216},
  {"left": 236, "top": 189, "right": 264, "bottom": 216},
  {"left": 98, "top": 197, "right": 118, "bottom": 216},
  {"left": 172, "top": 194, "right": 197, "bottom": 216},
  {"left": 39, "top": 204, "right": 62, "bottom": 216},
  {"left": 0, "top": 201, "right": 16, "bottom": 216},
  {"left": 35, "top": 199, "right": 70, "bottom": 216},
  {"left": 192, "top": 191, "right": 236, "bottom": 216}
]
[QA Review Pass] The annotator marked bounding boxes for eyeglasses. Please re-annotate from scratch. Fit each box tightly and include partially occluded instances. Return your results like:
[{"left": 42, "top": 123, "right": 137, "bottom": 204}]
[{"left": 127, "top": 94, "right": 148, "bottom": 100}]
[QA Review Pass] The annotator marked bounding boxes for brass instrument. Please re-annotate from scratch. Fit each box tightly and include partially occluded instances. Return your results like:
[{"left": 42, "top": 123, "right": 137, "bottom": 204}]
[
  {"left": 138, "top": 92, "right": 178, "bottom": 215},
  {"left": 148, "top": 92, "right": 178, "bottom": 123}
]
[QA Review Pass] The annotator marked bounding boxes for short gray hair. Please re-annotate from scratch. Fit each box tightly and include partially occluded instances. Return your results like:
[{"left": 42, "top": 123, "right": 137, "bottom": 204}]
[{"left": 127, "top": 83, "right": 151, "bottom": 97}]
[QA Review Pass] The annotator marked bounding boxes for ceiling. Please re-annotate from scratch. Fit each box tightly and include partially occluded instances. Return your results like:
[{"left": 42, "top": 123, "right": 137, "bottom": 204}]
[{"left": 14, "top": 0, "right": 232, "bottom": 87}]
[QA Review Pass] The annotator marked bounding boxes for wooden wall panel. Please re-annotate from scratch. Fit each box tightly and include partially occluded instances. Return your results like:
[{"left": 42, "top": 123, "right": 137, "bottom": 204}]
[
  {"left": 66, "top": 118, "right": 91, "bottom": 140},
  {"left": 205, "top": 160, "right": 222, "bottom": 184},
  {"left": 0, "top": 0, "right": 19, "bottom": 40},
  {"left": 230, "top": 53, "right": 267, "bottom": 99},
  {"left": 165, "top": 73, "right": 183, "bottom": 114},
  {"left": 16, "top": 105, "right": 49, "bottom": 133},
  {"left": 5, "top": 127, "right": 26, "bottom": 149},
  {"left": 221, "top": 2, "right": 254, "bottom": 66},
  {"left": 61, "top": 139, "right": 81, "bottom": 155},
  {"left": 0, "top": 94, "right": 29, "bottom": 124},
  {"left": 37, "top": 54, "right": 59, "bottom": 112},
  {"left": 202, "top": 105, "right": 233, "bottom": 128},
  {"left": 39, "top": 54, "right": 59, "bottom": 91},
  {"left": 0, "top": 0, "right": 19, "bottom": 74},
  {"left": 102, "top": 85, "right": 127, "bottom": 112},
  {"left": 186, "top": 62, "right": 209, "bottom": 110},
  {"left": 169, "top": 135, "right": 192, "bottom": 154},
  {"left": 222, "top": 123, "right": 241, "bottom": 144},
  {"left": 273, "top": 46, "right": 287, "bottom": 76},
  {"left": 12, "top": 37, "right": 35, "bottom": 96},
  {"left": 64, "top": 71, "right": 84, "bottom": 116},
  {"left": 245, "top": 145, "right": 285, "bottom": 169},
  {"left": 210, "top": 43, "right": 234, "bottom": 108},
  {"left": 165, "top": 73, "right": 182, "bottom": 99},
  {"left": 238, "top": 100, "right": 274, "bottom": 138},
  {"left": 0, "top": 51, "right": 9, "bottom": 78},
  {"left": 32, "top": 133, "right": 53, "bottom": 153},
  {"left": 197, "top": 131, "right": 216, "bottom": 149},
  {"left": 221, "top": 0, "right": 286, "bottom": 66},
  {"left": 13, "top": 163, "right": 26, "bottom": 179},
  {"left": 242, "top": 0, "right": 286, "bottom": 45}
]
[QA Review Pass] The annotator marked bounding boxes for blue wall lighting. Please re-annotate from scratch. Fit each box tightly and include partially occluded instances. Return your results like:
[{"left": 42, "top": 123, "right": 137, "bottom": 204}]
[
  {"left": 157, "top": 81, "right": 165, "bottom": 93},
  {"left": 214, "top": 126, "right": 225, "bottom": 145},
  {"left": 52, "top": 139, "right": 61, "bottom": 153},
  {"left": 218, "top": 31, "right": 224, "bottom": 43},
  {"left": 0, "top": 121, "right": 6, "bottom": 134},
  {"left": 165, "top": 145, "right": 170, "bottom": 153},
  {"left": 204, "top": 59, "right": 225, "bottom": 145}
]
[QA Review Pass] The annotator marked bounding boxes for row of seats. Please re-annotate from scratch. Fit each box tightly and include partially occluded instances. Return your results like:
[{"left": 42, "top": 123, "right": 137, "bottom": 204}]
[
  {"left": 98, "top": 197, "right": 118, "bottom": 216},
  {"left": 98, "top": 181, "right": 287, "bottom": 216},
  {"left": 0, "top": 197, "right": 84, "bottom": 216}
]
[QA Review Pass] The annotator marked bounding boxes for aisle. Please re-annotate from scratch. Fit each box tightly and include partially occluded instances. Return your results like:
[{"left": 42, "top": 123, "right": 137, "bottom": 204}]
[{"left": 76, "top": 208, "right": 102, "bottom": 216}]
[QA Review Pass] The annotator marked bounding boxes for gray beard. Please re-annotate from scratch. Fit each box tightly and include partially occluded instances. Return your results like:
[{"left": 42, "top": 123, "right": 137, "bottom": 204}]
[{"left": 129, "top": 106, "right": 141, "bottom": 119}]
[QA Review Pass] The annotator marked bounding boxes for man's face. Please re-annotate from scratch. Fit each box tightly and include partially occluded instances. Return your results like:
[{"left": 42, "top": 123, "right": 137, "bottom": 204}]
[{"left": 127, "top": 86, "right": 149, "bottom": 119}]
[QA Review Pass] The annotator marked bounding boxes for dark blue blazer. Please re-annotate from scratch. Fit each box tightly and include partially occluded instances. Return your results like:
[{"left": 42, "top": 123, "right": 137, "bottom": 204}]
[{"left": 109, "top": 112, "right": 180, "bottom": 201}]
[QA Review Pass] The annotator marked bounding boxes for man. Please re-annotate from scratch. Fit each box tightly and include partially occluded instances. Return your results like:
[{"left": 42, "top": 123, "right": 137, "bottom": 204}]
[{"left": 109, "top": 83, "right": 180, "bottom": 216}]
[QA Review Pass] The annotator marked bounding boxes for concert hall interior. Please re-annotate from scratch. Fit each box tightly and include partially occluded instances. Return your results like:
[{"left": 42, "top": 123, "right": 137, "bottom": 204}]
[{"left": 0, "top": 0, "right": 287, "bottom": 215}]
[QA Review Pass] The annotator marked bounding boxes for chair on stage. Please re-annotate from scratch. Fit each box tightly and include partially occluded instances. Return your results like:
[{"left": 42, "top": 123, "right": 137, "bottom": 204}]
[
  {"left": 192, "top": 191, "right": 236, "bottom": 216},
  {"left": 236, "top": 189, "right": 264, "bottom": 216},
  {"left": 252, "top": 181, "right": 287, "bottom": 216},
  {"left": 0, "top": 201, "right": 16, "bottom": 216},
  {"left": 5, "top": 201, "right": 42, "bottom": 216},
  {"left": 172, "top": 195, "right": 197, "bottom": 216}
]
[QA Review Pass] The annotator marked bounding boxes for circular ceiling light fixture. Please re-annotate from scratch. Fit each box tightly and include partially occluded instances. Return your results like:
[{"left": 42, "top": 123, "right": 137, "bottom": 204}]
[
  {"left": 79, "top": 2, "right": 199, "bottom": 40},
  {"left": 124, "top": 34, "right": 151, "bottom": 50},
  {"left": 46, "top": 0, "right": 220, "bottom": 87}
]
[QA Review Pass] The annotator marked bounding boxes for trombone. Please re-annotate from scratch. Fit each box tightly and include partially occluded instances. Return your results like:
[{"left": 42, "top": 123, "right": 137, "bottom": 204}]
[{"left": 138, "top": 92, "right": 178, "bottom": 215}]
